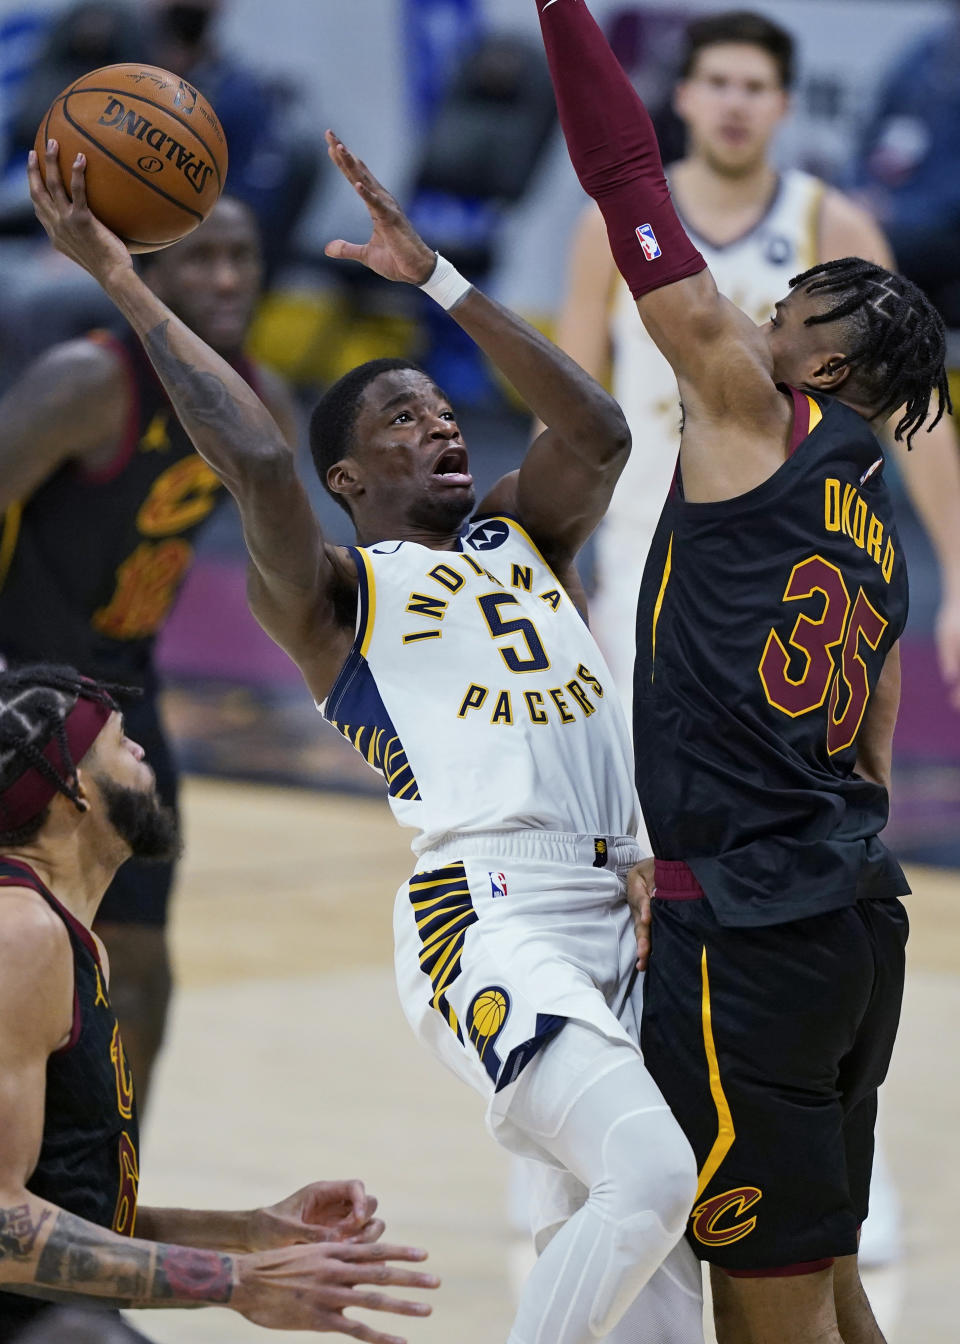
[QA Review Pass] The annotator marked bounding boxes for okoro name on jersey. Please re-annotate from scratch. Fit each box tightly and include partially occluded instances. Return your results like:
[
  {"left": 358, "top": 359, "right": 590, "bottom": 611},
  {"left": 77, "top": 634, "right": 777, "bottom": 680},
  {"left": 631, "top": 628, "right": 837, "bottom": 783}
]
[{"left": 322, "top": 515, "right": 638, "bottom": 854}]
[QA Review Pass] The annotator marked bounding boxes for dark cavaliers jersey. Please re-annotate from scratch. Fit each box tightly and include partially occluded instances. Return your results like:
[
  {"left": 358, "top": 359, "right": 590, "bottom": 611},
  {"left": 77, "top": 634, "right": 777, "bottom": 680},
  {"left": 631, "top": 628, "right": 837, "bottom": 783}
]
[
  {"left": 0, "top": 330, "right": 258, "bottom": 687},
  {"left": 634, "top": 388, "right": 910, "bottom": 927},
  {"left": 0, "top": 858, "right": 138, "bottom": 1338}
]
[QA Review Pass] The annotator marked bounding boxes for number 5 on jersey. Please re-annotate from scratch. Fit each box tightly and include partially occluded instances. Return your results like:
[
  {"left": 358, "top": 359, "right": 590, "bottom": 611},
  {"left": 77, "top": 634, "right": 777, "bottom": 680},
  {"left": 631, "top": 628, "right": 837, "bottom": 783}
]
[{"left": 477, "top": 593, "right": 551, "bottom": 673}]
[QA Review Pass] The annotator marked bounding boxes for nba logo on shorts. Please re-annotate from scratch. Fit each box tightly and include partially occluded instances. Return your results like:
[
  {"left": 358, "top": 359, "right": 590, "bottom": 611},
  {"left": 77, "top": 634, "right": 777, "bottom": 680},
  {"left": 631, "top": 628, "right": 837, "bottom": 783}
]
[
  {"left": 636, "top": 223, "right": 662, "bottom": 261},
  {"left": 489, "top": 872, "right": 508, "bottom": 898}
]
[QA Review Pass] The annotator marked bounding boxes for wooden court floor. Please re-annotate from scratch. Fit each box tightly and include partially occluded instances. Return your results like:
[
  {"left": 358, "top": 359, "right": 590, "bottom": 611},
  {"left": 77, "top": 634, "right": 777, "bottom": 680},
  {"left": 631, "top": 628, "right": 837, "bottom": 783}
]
[{"left": 131, "top": 778, "right": 959, "bottom": 1344}]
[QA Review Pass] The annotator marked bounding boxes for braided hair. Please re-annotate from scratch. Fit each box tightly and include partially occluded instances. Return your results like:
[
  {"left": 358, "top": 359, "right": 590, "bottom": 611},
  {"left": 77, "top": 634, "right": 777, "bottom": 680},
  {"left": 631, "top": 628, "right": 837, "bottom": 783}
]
[
  {"left": 0, "top": 665, "right": 126, "bottom": 846},
  {"left": 789, "top": 258, "right": 952, "bottom": 447}
]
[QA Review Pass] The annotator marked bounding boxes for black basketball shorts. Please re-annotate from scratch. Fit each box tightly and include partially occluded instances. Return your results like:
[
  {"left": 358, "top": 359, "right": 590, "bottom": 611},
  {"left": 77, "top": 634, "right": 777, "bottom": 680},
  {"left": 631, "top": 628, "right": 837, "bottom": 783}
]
[
  {"left": 640, "top": 886, "right": 908, "bottom": 1272},
  {"left": 95, "top": 692, "right": 179, "bottom": 927}
]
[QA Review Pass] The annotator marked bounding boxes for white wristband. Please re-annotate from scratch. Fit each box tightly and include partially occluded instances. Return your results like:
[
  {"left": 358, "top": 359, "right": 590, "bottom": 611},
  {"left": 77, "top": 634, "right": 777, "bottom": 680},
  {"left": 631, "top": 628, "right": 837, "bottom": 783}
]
[{"left": 418, "top": 253, "right": 472, "bottom": 310}]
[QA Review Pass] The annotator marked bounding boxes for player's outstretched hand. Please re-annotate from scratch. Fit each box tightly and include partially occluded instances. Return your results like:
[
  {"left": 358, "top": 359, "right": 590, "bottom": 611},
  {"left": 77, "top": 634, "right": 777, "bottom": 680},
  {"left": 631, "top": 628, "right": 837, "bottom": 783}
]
[
  {"left": 27, "top": 143, "right": 132, "bottom": 284},
  {"left": 627, "top": 858, "right": 655, "bottom": 971},
  {"left": 250, "top": 1180, "right": 385, "bottom": 1249},
  {"left": 324, "top": 130, "right": 436, "bottom": 286},
  {"left": 234, "top": 1239, "right": 440, "bottom": 1341}
]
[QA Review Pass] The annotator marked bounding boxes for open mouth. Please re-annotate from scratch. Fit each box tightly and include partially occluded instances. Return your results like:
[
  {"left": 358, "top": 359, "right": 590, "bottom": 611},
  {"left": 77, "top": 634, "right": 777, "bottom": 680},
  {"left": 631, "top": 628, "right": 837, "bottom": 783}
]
[{"left": 430, "top": 446, "right": 473, "bottom": 485}]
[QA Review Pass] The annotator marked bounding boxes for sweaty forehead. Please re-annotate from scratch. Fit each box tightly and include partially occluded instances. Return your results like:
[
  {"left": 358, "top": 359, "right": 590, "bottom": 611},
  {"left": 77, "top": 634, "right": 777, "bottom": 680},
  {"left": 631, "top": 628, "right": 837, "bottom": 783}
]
[{"left": 361, "top": 368, "right": 446, "bottom": 415}]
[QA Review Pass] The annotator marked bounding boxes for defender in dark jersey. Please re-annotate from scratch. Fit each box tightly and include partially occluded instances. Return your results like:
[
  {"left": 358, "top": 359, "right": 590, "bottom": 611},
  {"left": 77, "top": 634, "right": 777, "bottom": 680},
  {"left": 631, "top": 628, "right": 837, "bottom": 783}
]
[
  {"left": 537, "top": 4, "right": 950, "bottom": 1343},
  {"left": 0, "top": 198, "right": 297, "bottom": 1111},
  {"left": 0, "top": 664, "right": 437, "bottom": 1341}
]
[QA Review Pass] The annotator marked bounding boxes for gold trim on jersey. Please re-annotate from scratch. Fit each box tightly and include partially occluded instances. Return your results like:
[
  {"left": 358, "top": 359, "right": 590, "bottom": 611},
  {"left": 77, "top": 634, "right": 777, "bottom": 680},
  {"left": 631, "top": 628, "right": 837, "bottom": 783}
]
[
  {"left": 481, "top": 516, "right": 568, "bottom": 600},
  {"left": 356, "top": 548, "right": 377, "bottom": 658},
  {"left": 696, "top": 946, "right": 735, "bottom": 1201},
  {"left": 0, "top": 502, "right": 23, "bottom": 593},
  {"left": 650, "top": 532, "right": 674, "bottom": 680},
  {"left": 805, "top": 394, "right": 823, "bottom": 435}
]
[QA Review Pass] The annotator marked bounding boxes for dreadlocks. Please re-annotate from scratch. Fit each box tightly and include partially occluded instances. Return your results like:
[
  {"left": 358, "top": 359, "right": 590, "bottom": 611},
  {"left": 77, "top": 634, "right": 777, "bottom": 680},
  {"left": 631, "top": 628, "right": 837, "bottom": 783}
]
[
  {"left": 790, "top": 257, "right": 952, "bottom": 447},
  {"left": 0, "top": 665, "right": 127, "bottom": 846}
]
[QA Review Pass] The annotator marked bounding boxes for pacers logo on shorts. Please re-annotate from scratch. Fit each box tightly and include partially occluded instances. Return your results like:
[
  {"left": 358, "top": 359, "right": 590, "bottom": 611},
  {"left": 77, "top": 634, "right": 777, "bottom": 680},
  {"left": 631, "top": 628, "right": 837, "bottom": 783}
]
[
  {"left": 468, "top": 986, "right": 510, "bottom": 1077},
  {"left": 691, "top": 1186, "right": 763, "bottom": 1247}
]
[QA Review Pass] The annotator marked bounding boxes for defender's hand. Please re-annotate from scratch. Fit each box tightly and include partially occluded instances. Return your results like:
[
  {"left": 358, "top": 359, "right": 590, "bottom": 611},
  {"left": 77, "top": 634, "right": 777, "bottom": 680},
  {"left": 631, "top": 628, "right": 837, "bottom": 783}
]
[
  {"left": 27, "top": 144, "right": 132, "bottom": 285},
  {"left": 323, "top": 130, "right": 436, "bottom": 285},
  {"left": 627, "top": 858, "right": 654, "bottom": 971},
  {"left": 233, "top": 1240, "right": 439, "bottom": 1341},
  {"left": 250, "top": 1181, "right": 384, "bottom": 1250}
]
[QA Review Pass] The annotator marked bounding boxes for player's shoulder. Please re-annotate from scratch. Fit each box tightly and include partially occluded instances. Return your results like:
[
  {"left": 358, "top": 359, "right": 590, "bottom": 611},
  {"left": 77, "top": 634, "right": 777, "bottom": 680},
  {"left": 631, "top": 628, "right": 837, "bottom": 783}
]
[
  {"left": 21, "top": 330, "right": 130, "bottom": 401},
  {"left": 0, "top": 885, "right": 72, "bottom": 986},
  {"left": 816, "top": 187, "right": 892, "bottom": 267}
]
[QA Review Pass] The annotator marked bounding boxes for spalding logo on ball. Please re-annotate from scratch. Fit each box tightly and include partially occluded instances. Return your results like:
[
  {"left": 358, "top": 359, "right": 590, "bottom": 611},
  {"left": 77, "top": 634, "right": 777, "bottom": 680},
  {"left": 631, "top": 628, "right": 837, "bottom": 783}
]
[{"left": 35, "top": 63, "right": 227, "bottom": 253}]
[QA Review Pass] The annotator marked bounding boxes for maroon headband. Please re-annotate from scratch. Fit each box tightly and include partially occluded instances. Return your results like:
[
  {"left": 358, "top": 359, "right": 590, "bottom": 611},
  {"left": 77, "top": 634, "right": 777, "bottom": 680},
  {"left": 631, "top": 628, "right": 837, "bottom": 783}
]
[{"left": 0, "top": 696, "right": 114, "bottom": 830}]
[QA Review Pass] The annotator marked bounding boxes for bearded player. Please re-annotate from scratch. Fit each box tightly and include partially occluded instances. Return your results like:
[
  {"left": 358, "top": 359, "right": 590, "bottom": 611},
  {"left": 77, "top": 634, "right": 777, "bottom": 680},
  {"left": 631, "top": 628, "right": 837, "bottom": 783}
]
[
  {"left": 536, "top": 2, "right": 951, "bottom": 1343},
  {"left": 27, "top": 130, "right": 707, "bottom": 1344},
  {"left": 0, "top": 664, "right": 438, "bottom": 1342}
]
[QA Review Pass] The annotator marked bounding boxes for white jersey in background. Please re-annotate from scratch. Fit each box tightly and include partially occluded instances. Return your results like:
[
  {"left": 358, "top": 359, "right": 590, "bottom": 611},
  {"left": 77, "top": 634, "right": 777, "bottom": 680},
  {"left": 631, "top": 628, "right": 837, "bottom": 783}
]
[
  {"left": 323, "top": 512, "right": 639, "bottom": 855},
  {"left": 593, "top": 168, "right": 826, "bottom": 714}
]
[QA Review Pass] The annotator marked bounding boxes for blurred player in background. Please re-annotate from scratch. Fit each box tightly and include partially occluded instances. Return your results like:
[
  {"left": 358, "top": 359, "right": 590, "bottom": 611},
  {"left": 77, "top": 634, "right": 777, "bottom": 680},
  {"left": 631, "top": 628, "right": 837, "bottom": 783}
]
[
  {"left": 28, "top": 136, "right": 708, "bottom": 1343},
  {"left": 0, "top": 197, "right": 298, "bottom": 1114},
  {"left": 557, "top": 8, "right": 960, "bottom": 720},
  {"left": 538, "top": 0, "right": 951, "bottom": 1340},
  {"left": 0, "top": 663, "right": 437, "bottom": 1343}
]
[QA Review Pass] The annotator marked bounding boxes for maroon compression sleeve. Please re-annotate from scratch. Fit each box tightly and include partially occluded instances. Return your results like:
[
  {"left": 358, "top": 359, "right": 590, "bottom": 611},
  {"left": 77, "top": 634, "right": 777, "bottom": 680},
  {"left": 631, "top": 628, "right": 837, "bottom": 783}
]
[{"left": 537, "top": 0, "right": 706, "bottom": 299}]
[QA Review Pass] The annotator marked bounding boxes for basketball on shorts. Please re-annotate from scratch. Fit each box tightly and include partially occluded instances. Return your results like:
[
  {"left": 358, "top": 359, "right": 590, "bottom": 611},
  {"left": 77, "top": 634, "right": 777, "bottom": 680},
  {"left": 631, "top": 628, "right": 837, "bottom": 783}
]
[
  {"left": 471, "top": 989, "right": 508, "bottom": 1038},
  {"left": 35, "top": 63, "right": 227, "bottom": 253}
]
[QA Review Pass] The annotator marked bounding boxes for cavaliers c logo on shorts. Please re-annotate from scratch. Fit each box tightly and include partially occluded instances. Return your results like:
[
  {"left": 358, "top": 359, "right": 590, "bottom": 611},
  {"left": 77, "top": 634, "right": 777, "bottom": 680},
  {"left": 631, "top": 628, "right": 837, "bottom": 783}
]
[{"left": 691, "top": 1186, "right": 763, "bottom": 1247}]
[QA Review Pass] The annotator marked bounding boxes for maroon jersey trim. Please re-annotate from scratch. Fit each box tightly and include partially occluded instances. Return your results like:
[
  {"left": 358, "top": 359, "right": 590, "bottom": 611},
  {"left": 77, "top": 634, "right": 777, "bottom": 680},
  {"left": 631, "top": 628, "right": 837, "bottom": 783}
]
[{"left": 78, "top": 331, "right": 142, "bottom": 485}]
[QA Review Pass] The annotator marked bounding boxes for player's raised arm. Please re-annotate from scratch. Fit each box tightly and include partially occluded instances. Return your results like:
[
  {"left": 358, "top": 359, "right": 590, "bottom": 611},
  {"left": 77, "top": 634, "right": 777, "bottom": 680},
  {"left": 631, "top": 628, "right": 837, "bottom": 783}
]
[
  {"left": 323, "top": 132, "right": 630, "bottom": 575},
  {"left": 535, "top": 0, "right": 794, "bottom": 497},
  {"left": 27, "top": 145, "right": 356, "bottom": 702}
]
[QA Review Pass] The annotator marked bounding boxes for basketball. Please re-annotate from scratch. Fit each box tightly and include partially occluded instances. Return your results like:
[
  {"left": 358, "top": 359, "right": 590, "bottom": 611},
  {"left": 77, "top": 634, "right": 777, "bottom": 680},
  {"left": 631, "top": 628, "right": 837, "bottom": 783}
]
[
  {"left": 35, "top": 63, "right": 227, "bottom": 253},
  {"left": 471, "top": 989, "right": 507, "bottom": 1039}
]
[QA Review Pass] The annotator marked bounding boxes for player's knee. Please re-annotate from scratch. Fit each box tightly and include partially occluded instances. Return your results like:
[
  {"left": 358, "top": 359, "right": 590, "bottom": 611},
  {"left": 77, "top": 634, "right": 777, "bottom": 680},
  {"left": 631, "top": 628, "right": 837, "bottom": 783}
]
[{"left": 601, "top": 1107, "right": 698, "bottom": 1236}]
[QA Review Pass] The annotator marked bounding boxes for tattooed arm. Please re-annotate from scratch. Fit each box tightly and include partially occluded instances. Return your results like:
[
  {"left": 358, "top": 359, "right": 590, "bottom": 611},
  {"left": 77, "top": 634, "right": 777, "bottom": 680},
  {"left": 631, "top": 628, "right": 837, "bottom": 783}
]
[
  {"left": 0, "top": 888, "right": 437, "bottom": 1337},
  {"left": 27, "top": 145, "right": 357, "bottom": 704}
]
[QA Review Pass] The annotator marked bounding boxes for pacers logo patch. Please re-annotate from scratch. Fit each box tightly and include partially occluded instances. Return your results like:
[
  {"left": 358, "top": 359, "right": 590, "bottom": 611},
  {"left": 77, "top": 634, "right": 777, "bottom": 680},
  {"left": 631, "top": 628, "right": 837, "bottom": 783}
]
[
  {"left": 593, "top": 838, "right": 608, "bottom": 868},
  {"left": 691, "top": 1186, "right": 763, "bottom": 1247},
  {"left": 468, "top": 986, "right": 510, "bottom": 1081},
  {"left": 636, "top": 223, "right": 662, "bottom": 261}
]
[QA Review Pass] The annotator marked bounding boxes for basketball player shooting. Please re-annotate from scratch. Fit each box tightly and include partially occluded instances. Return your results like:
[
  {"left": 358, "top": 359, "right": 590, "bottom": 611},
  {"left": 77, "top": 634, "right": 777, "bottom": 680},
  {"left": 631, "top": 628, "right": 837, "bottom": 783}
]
[
  {"left": 533, "top": 3, "right": 952, "bottom": 1344},
  {"left": 29, "top": 136, "right": 704, "bottom": 1344}
]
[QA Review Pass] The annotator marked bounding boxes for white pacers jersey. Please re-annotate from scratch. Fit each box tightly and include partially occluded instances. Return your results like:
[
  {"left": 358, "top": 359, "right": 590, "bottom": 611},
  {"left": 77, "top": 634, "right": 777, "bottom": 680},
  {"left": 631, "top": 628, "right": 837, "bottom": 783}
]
[
  {"left": 322, "top": 514, "right": 639, "bottom": 855},
  {"left": 593, "top": 169, "right": 826, "bottom": 709}
]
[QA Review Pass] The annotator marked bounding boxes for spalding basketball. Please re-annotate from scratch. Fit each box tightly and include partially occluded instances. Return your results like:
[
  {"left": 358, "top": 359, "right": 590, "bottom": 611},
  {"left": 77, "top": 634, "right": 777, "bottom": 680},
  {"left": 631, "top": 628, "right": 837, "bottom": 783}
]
[{"left": 35, "top": 63, "right": 227, "bottom": 253}]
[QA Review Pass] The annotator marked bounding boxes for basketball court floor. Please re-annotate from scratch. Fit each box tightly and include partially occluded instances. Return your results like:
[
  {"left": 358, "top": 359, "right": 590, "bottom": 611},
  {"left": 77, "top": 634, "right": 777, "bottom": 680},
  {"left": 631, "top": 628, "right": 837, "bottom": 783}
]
[{"left": 131, "top": 778, "right": 958, "bottom": 1344}]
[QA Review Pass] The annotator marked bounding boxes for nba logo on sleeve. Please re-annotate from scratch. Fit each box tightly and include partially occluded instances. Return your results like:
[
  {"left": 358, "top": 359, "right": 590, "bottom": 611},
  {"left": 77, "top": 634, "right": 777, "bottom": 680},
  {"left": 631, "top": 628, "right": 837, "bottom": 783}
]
[
  {"left": 636, "top": 223, "right": 662, "bottom": 261},
  {"left": 489, "top": 872, "right": 508, "bottom": 898}
]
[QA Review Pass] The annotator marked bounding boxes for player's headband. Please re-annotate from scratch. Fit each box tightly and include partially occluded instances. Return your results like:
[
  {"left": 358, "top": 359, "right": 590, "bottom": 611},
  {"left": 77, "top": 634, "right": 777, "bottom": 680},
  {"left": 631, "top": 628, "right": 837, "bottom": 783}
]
[{"left": 0, "top": 694, "right": 115, "bottom": 830}]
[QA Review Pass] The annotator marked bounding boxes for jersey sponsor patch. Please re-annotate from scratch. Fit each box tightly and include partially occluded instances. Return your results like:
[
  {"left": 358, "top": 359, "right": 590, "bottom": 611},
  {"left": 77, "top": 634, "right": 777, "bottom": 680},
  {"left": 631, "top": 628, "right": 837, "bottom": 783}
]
[
  {"left": 636, "top": 223, "right": 662, "bottom": 261},
  {"left": 489, "top": 871, "right": 508, "bottom": 898},
  {"left": 468, "top": 518, "right": 510, "bottom": 551}
]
